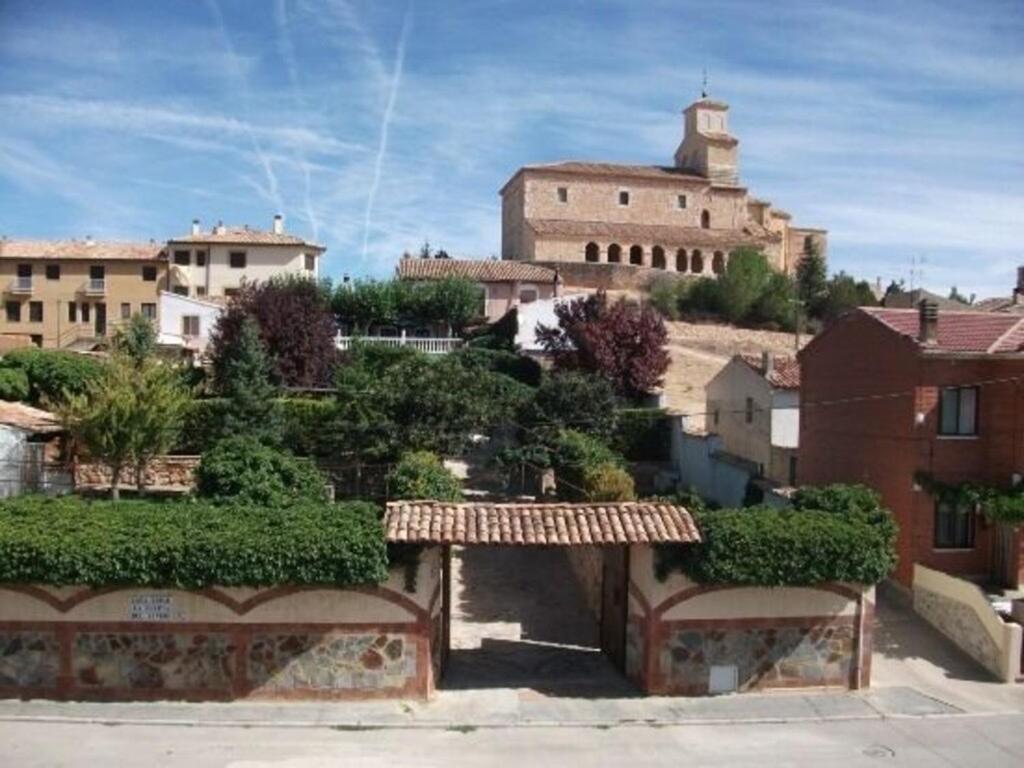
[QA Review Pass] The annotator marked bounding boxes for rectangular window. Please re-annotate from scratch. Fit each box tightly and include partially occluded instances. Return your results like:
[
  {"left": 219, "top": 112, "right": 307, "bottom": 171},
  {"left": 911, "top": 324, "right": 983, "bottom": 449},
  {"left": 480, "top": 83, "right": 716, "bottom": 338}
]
[
  {"left": 557, "top": 186, "right": 568, "bottom": 203},
  {"left": 142, "top": 266, "right": 157, "bottom": 282},
  {"left": 788, "top": 456, "right": 798, "bottom": 486},
  {"left": 81, "top": 303, "right": 90, "bottom": 322},
  {"left": 173, "top": 250, "right": 190, "bottom": 266},
  {"left": 196, "top": 286, "right": 207, "bottom": 297},
  {"left": 304, "top": 253, "right": 316, "bottom": 271},
  {"left": 229, "top": 251, "right": 246, "bottom": 268},
  {"left": 677, "top": 194, "right": 687, "bottom": 209},
  {"left": 68, "top": 302, "right": 77, "bottom": 323},
  {"left": 30, "top": 334, "right": 42, "bottom": 348},
  {"left": 181, "top": 315, "right": 200, "bottom": 336},
  {"left": 45, "top": 264, "right": 60, "bottom": 280},
  {"left": 618, "top": 190, "right": 630, "bottom": 206},
  {"left": 714, "top": 409, "right": 720, "bottom": 426},
  {"left": 195, "top": 250, "right": 207, "bottom": 267},
  {"left": 5, "top": 301, "right": 21, "bottom": 323},
  {"left": 172, "top": 286, "right": 189, "bottom": 297},
  {"left": 141, "top": 303, "right": 156, "bottom": 320},
  {"left": 745, "top": 397, "right": 754, "bottom": 424},
  {"left": 939, "top": 386, "right": 978, "bottom": 436},
  {"left": 16, "top": 264, "right": 31, "bottom": 278},
  {"left": 28, "top": 301, "right": 43, "bottom": 322},
  {"left": 934, "top": 498, "right": 975, "bottom": 549},
  {"left": 224, "top": 287, "right": 239, "bottom": 298},
  {"left": 120, "top": 303, "right": 131, "bottom": 320}
]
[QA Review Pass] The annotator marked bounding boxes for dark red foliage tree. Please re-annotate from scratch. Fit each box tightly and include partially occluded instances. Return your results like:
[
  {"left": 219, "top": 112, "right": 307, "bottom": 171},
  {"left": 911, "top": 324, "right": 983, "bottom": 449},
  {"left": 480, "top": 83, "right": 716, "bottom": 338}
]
[
  {"left": 536, "top": 291, "right": 670, "bottom": 399},
  {"left": 209, "top": 276, "right": 338, "bottom": 389}
]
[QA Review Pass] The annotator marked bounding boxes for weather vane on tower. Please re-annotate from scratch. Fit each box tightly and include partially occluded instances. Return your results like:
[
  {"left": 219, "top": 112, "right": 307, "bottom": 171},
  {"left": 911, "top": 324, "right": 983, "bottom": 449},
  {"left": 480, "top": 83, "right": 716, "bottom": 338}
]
[{"left": 701, "top": 67, "right": 708, "bottom": 99}]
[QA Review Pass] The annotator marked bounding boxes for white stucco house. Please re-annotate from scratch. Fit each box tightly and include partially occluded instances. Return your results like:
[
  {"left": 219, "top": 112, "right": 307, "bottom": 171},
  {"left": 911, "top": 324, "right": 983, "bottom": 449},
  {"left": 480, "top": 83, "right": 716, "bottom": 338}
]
[
  {"left": 705, "top": 352, "right": 801, "bottom": 487},
  {"left": 157, "top": 291, "right": 223, "bottom": 356}
]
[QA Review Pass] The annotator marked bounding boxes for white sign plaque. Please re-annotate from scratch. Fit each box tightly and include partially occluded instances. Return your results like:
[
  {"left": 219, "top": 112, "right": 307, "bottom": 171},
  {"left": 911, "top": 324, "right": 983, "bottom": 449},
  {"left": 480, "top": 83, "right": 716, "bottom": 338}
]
[{"left": 128, "top": 594, "right": 178, "bottom": 621}]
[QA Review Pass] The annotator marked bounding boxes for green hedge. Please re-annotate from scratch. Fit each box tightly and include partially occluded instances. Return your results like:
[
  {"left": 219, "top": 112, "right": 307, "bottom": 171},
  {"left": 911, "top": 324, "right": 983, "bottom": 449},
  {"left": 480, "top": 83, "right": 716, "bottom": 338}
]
[
  {"left": 196, "top": 436, "right": 328, "bottom": 506},
  {"left": 0, "top": 496, "right": 388, "bottom": 588},
  {"left": 451, "top": 347, "right": 543, "bottom": 387},
  {"left": 612, "top": 408, "right": 672, "bottom": 461},
  {"left": 655, "top": 484, "right": 897, "bottom": 586},
  {"left": 176, "top": 398, "right": 335, "bottom": 456},
  {"left": 0, "top": 348, "right": 104, "bottom": 405},
  {"left": 0, "top": 367, "right": 30, "bottom": 402}
]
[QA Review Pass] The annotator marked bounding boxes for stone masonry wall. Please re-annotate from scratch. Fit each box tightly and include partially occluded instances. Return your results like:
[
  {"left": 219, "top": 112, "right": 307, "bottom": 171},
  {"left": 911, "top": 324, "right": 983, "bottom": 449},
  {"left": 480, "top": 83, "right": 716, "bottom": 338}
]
[
  {"left": 74, "top": 456, "right": 199, "bottom": 493},
  {"left": 913, "top": 585, "right": 1004, "bottom": 679}
]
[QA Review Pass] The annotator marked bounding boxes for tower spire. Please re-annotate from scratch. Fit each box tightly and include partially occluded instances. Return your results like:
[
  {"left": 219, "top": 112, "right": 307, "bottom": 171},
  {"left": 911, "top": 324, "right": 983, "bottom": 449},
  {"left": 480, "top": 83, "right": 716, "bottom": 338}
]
[{"left": 701, "top": 67, "right": 708, "bottom": 99}]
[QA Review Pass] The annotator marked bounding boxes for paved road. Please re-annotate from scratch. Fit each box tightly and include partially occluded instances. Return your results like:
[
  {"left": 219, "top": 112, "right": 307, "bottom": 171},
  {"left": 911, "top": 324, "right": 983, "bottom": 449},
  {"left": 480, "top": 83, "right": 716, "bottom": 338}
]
[{"left": 4, "top": 715, "right": 1024, "bottom": 767}]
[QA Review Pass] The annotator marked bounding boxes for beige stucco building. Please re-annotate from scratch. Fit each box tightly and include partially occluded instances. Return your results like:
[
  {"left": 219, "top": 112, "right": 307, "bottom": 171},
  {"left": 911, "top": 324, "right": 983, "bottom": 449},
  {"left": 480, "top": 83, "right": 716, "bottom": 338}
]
[
  {"left": 500, "top": 97, "right": 826, "bottom": 277},
  {"left": 0, "top": 239, "right": 169, "bottom": 349},
  {"left": 165, "top": 215, "right": 323, "bottom": 300}
]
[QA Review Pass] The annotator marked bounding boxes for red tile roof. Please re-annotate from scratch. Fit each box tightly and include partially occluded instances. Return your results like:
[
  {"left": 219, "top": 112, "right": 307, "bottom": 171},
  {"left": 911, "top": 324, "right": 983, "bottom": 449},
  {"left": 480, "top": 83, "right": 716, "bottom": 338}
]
[
  {"left": 384, "top": 501, "right": 701, "bottom": 546},
  {"left": 169, "top": 227, "right": 324, "bottom": 250},
  {"left": 396, "top": 258, "right": 557, "bottom": 283},
  {"left": 738, "top": 354, "right": 801, "bottom": 389},
  {"left": 0, "top": 401, "right": 64, "bottom": 434},
  {"left": 863, "top": 308, "right": 1024, "bottom": 353},
  {"left": 527, "top": 218, "right": 776, "bottom": 247},
  {"left": 0, "top": 239, "right": 165, "bottom": 262}
]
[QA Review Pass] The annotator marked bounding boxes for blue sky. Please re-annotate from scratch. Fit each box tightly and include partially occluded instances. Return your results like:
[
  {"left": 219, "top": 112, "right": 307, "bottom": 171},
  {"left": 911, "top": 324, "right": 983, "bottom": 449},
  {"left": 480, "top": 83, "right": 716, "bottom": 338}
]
[{"left": 1, "top": 0, "right": 1022, "bottom": 297}]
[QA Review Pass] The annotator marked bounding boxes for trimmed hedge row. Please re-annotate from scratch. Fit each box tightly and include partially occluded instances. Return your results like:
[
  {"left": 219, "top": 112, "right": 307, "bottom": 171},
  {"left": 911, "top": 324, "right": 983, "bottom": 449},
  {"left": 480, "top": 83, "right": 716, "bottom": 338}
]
[
  {"left": 655, "top": 485, "right": 898, "bottom": 586},
  {"left": 0, "top": 496, "right": 388, "bottom": 588},
  {"left": 176, "top": 398, "right": 336, "bottom": 456}
]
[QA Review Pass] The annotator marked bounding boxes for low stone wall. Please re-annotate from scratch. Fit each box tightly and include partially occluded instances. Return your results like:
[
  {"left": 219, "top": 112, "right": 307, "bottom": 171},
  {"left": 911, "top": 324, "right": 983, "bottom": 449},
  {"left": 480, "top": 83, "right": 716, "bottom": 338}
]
[
  {"left": 912, "top": 563, "right": 1022, "bottom": 682},
  {"left": 626, "top": 545, "right": 873, "bottom": 695},
  {"left": 0, "top": 548, "right": 442, "bottom": 701},
  {"left": 74, "top": 456, "right": 200, "bottom": 493},
  {"left": 565, "top": 546, "right": 603, "bottom": 621}
]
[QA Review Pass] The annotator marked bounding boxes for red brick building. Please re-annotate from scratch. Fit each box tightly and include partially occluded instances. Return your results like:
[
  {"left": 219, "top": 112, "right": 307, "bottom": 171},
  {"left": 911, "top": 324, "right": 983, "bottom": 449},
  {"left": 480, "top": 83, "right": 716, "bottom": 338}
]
[{"left": 798, "top": 304, "right": 1024, "bottom": 588}]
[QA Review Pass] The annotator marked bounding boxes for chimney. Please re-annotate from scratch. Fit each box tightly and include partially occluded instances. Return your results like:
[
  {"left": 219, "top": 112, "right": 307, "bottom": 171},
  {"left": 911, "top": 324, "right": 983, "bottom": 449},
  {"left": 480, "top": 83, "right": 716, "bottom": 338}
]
[
  {"left": 918, "top": 299, "right": 939, "bottom": 345},
  {"left": 761, "top": 350, "right": 774, "bottom": 376},
  {"left": 215, "top": 220, "right": 226, "bottom": 235},
  {"left": 1014, "top": 267, "right": 1024, "bottom": 305},
  {"left": 191, "top": 218, "right": 200, "bottom": 236},
  {"left": 273, "top": 214, "right": 284, "bottom": 235}
]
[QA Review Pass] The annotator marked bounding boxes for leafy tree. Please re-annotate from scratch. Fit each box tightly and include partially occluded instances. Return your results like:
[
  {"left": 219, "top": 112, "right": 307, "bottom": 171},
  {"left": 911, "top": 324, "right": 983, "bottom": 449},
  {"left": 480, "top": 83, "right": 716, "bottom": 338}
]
[
  {"left": 196, "top": 436, "right": 327, "bottom": 506},
  {"left": 581, "top": 463, "right": 636, "bottom": 502},
  {"left": 716, "top": 247, "right": 774, "bottom": 323},
  {"left": 648, "top": 277, "right": 684, "bottom": 320},
  {"left": 333, "top": 278, "right": 483, "bottom": 334},
  {"left": 209, "top": 276, "right": 337, "bottom": 388},
  {"left": 387, "top": 451, "right": 463, "bottom": 501},
  {"left": 884, "top": 279, "right": 905, "bottom": 297},
  {"left": 521, "top": 372, "right": 619, "bottom": 441},
  {"left": 751, "top": 271, "right": 797, "bottom": 330},
  {"left": 214, "top": 317, "right": 281, "bottom": 444},
  {"left": 796, "top": 239, "right": 828, "bottom": 307},
  {"left": 0, "top": 348, "right": 104, "bottom": 406},
  {"left": 548, "top": 429, "right": 627, "bottom": 501},
  {"left": 814, "top": 272, "right": 878, "bottom": 323},
  {"left": 0, "top": 367, "right": 29, "bottom": 402},
  {"left": 948, "top": 286, "right": 975, "bottom": 305},
  {"left": 112, "top": 313, "right": 157, "bottom": 365},
  {"left": 536, "top": 291, "right": 669, "bottom": 400},
  {"left": 59, "top": 356, "right": 189, "bottom": 499}
]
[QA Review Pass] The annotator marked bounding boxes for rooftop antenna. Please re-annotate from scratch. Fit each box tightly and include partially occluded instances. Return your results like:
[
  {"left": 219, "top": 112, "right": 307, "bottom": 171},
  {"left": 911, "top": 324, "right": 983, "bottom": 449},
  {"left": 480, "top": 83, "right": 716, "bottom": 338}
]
[{"left": 701, "top": 67, "right": 708, "bottom": 98}]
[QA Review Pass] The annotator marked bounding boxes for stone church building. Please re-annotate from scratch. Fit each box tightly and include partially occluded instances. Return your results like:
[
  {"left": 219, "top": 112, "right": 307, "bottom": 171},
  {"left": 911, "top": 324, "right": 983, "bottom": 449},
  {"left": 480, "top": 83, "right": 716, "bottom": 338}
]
[{"left": 500, "top": 97, "right": 826, "bottom": 279}]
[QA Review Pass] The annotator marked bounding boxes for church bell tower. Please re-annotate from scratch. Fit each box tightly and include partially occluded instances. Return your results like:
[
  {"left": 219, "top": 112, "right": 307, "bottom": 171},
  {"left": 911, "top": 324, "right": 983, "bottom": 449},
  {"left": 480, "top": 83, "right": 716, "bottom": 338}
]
[{"left": 673, "top": 97, "right": 740, "bottom": 185}]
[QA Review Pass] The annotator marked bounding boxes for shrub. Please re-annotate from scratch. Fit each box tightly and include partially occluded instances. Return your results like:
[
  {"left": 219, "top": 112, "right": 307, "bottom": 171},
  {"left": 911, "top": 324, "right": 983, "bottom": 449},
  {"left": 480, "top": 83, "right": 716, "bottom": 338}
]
[
  {"left": 582, "top": 463, "right": 635, "bottom": 502},
  {"left": 452, "top": 347, "right": 543, "bottom": 387},
  {"left": 0, "top": 348, "right": 104, "bottom": 405},
  {"left": 464, "top": 307, "right": 518, "bottom": 351},
  {"left": 521, "top": 372, "right": 619, "bottom": 441},
  {"left": 0, "top": 495, "right": 387, "bottom": 587},
  {"left": 0, "top": 367, "right": 30, "bottom": 402},
  {"left": 679, "top": 277, "right": 720, "bottom": 315},
  {"left": 333, "top": 277, "right": 484, "bottom": 333},
  {"left": 715, "top": 247, "right": 774, "bottom": 323},
  {"left": 196, "top": 436, "right": 327, "bottom": 506},
  {"left": 278, "top": 398, "right": 337, "bottom": 457},
  {"left": 612, "top": 408, "right": 671, "bottom": 461},
  {"left": 175, "top": 399, "right": 229, "bottom": 454},
  {"left": 388, "top": 451, "right": 463, "bottom": 501},
  {"left": 550, "top": 429, "right": 626, "bottom": 502},
  {"left": 648, "top": 277, "right": 683, "bottom": 320},
  {"left": 654, "top": 484, "right": 898, "bottom": 585}
]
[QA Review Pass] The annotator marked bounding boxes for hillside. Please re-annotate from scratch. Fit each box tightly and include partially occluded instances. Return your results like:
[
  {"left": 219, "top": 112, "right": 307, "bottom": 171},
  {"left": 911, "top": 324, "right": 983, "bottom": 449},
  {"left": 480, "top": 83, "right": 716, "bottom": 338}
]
[{"left": 661, "top": 320, "right": 807, "bottom": 431}]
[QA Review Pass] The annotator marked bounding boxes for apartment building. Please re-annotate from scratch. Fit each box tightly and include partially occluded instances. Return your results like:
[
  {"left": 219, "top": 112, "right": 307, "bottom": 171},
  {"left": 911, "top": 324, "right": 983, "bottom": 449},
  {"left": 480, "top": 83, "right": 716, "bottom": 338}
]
[
  {"left": 165, "top": 215, "right": 324, "bottom": 300},
  {"left": 798, "top": 302, "right": 1024, "bottom": 589},
  {"left": 0, "top": 238, "right": 168, "bottom": 349}
]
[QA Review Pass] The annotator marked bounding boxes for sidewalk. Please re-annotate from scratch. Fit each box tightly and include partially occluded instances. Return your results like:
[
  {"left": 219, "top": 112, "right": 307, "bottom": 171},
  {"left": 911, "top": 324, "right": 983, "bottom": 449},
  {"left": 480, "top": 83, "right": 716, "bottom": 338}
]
[{"left": 0, "top": 686, "right": 969, "bottom": 730}]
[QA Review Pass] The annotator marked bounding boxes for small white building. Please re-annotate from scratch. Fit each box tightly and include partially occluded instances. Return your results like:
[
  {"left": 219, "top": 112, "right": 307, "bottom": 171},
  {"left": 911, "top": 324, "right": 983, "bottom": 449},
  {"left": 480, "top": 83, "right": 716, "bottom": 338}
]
[
  {"left": 157, "top": 291, "right": 223, "bottom": 356},
  {"left": 705, "top": 352, "right": 801, "bottom": 487},
  {"left": 0, "top": 401, "right": 70, "bottom": 497},
  {"left": 164, "top": 215, "right": 324, "bottom": 300}
]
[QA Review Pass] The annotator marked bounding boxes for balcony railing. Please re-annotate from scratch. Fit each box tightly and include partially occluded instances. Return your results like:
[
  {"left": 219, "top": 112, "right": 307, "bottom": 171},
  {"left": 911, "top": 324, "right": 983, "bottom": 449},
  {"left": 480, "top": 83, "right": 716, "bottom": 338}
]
[
  {"left": 84, "top": 278, "right": 106, "bottom": 295},
  {"left": 336, "top": 332, "right": 462, "bottom": 355},
  {"left": 9, "top": 276, "right": 32, "bottom": 294}
]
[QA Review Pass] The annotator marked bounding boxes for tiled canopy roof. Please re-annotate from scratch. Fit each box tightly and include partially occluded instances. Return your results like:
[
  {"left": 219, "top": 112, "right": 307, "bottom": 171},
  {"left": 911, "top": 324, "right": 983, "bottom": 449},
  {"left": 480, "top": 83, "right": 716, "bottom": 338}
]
[
  {"left": 0, "top": 401, "right": 63, "bottom": 435},
  {"left": 169, "top": 227, "right": 325, "bottom": 250},
  {"left": 397, "top": 258, "right": 557, "bottom": 283},
  {"left": 0, "top": 239, "right": 165, "bottom": 262},
  {"left": 738, "top": 354, "right": 801, "bottom": 389},
  {"left": 384, "top": 501, "right": 701, "bottom": 546},
  {"left": 527, "top": 218, "right": 776, "bottom": 248},
  {"left": 863, "top": 308, "right": 1024, "bottom": 354}
]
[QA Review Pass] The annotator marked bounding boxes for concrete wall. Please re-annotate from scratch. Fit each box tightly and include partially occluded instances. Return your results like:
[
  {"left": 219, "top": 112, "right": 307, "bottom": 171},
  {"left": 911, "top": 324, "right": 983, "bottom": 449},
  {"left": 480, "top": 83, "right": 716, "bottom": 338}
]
[
  {"left": 912, "top": 564, "right": 1022, "bottom": 682},
  {"left": 0, "top": 548, "right": 443, "bottom": 701},
  {"left": 626, "top": 545, "right": 873, "bottom": 696},
  {"left": 565, "top": 546, "right": 603, "bottom": 621},
  {"left": 669, "top": 421, "right": 754, "bottom": 507}
]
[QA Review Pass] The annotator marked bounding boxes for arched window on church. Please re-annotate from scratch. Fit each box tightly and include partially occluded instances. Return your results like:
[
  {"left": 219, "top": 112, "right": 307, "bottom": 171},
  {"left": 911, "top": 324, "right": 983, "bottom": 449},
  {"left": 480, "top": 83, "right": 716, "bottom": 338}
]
[
  {"left": 629, "top": 245, "right": 643, "bottom": 266},
  {"left": 676, "top": 248, "right": 687, "bottom": 272},
  {"left": 691, "top": 250, "right": 704, "bottom": 273},
  {"left": 712, "top": 251, "right": 725, "bottom": 275},
  {"left": 607, "top": 243, "right": 622, "bottom": 263},
  {"left": 652, "top": 246, "right": 666, "bottom": 269},
  {"left": 701, "top": 210, "right": 711, "bottom": 229},
  {"left": 585, "top": 242, "right": 600, "bottom": 263}
]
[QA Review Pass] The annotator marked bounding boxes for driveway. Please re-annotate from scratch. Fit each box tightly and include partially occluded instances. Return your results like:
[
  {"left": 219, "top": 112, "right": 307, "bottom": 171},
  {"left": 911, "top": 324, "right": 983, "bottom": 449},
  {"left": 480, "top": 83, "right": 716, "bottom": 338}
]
[{"left": 444, "top": 545, "right": 637, "bottom": 697}]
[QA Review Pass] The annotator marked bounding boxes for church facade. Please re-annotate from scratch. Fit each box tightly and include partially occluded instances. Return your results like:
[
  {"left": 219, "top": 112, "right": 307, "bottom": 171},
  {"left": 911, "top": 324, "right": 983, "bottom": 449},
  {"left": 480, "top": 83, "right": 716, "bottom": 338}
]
[{"left": 499, "top": 98, "right": 826, "bottom": 278}]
